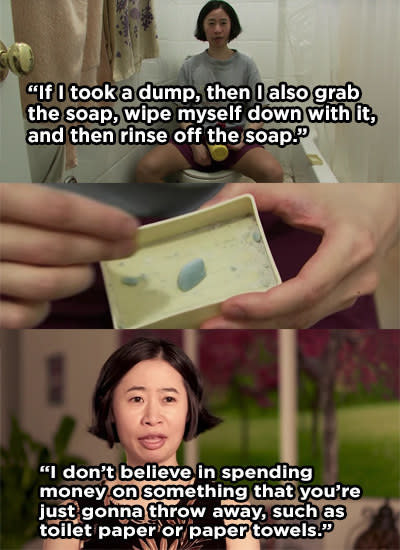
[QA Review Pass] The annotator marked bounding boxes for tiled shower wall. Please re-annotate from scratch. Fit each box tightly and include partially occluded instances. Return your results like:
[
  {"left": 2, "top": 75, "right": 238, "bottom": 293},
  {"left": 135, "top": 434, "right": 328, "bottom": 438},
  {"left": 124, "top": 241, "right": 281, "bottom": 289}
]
[
  {"left": 154, "top": 0, "right": 296, "bottom": 88},
  {"left": 66, "top": 0, "right": 296, "bottom": 183}
]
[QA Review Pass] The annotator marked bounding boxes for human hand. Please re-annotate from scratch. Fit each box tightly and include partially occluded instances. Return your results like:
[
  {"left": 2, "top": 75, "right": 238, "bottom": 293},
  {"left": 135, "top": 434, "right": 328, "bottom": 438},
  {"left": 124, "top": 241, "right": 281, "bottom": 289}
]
[
  {"left": 227, "top": 131, "right": 245, "bottom": 151},
  {"left": 0, "top": 183, "right": 138, "bottom": 328},
  {"left": 191, "top": 144, "right": 212, "bottom": 166},
  {"left": 201, "top": 182, "right": 400, "bottom": 328}
]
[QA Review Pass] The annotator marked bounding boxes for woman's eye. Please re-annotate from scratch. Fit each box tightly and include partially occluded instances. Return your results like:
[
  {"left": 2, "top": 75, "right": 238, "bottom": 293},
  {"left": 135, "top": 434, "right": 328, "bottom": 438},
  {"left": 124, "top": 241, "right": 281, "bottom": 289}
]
[
  {"left": 164, "top": 396, "right": 176, "bottom": 403},
  {"left": 130, "top": 396, "right": 143, "bottom": 403}
]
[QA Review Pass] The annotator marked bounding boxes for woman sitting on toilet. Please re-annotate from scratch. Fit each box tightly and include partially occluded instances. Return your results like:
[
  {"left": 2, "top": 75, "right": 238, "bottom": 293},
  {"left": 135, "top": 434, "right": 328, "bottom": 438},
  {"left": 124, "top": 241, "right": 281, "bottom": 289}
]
[{"left": 135, "top": 1, "right": 283, "bottom": 183}]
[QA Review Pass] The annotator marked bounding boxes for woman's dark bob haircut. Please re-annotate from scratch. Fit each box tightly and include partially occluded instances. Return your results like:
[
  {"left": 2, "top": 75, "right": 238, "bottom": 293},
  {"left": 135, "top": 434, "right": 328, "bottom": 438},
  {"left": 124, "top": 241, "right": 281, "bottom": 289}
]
[
  {"left": 89, "top": 337, "right": 221, "bottom": 448},
  {"left": 195, "top": 1, "right": 242, "bottom": 42}
]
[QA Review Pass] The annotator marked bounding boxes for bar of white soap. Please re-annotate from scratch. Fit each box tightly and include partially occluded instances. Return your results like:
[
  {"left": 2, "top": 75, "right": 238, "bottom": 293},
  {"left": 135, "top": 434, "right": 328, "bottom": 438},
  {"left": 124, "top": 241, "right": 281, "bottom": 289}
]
[{"left": 177, "top": 258, "right": 206, "bottom": 292}]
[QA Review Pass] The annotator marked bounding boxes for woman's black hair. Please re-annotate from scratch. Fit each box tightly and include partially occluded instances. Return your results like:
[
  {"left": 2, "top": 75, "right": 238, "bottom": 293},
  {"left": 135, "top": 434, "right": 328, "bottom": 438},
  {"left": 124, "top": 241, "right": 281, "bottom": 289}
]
[
  {"left": 89, "top": 337, "right": 222, "bottom": 448},
  {"left": 195, "top": 1, "right": 242, "bottom": 42}
]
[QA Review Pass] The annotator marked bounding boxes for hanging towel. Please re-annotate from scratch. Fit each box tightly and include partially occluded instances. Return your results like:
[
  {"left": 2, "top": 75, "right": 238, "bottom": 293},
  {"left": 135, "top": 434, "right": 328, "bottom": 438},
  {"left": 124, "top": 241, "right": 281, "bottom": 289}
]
[
  {"left": 104, "top": 0, "right": 159, "bottom": 82},
  {"left": 12, "top": 0, "right": 112, "bottom": 172}
]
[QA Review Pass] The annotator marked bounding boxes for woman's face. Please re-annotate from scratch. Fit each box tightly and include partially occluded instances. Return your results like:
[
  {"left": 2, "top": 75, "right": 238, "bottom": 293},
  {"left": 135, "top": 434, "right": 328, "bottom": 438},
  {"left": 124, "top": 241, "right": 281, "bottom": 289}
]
[
  {"left": 112, "top": 358, "right": 189, "bottom": 467},
  {"left": 203, "top": 8, "right": 231, "bottom": 47}
]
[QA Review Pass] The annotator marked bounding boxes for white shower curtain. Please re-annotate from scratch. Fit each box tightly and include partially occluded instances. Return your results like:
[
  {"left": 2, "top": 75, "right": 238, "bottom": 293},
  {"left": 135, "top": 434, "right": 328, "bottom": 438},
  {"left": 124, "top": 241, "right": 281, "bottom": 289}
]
[{"left": 282, "top": 0, "right": 399, "bottom": 182}]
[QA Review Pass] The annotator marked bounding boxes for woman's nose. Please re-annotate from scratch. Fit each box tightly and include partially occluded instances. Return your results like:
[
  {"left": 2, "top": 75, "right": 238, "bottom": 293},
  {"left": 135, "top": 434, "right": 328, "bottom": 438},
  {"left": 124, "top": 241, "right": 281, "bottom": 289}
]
[{"left": 142, "top": 400, "right": 162, "bottom": 425}]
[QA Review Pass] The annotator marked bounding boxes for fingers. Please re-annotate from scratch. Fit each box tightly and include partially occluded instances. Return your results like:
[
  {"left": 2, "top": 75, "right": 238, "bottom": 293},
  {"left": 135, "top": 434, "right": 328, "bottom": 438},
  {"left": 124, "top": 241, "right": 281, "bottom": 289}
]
[
  {"left": 201, "top": 256, "right": 380, "bottom": 329},
  {"left": 201, "top": 183, "right": 396, "bottom": 328},
  {"left": 0, "top": 263, "right": 98, "bottom": 328},
  {"left": 0, "top": 263, "right": 97, "bottom": 328},
  {"left": 0, "top": 183, "right": 140, "bottom": 328},
  {"left": 227, "top": 142, "right": 244, "bottom": 151},
  {"left": 201, "top": 287, "right": 352, "bottom": 329},
  {"left": 2, "top": 223, "right": 136, "bottom": 266},
  {"left": 191, "top": 144, "right": 212, "bottom": 166},
  {"left": 195, "top": 154, "right": 212, "bottom": 166},
  {"left": 1, "top": 262, "right": 95, "bottom": 301},
  {"left": 201, "top": 221, "right": 380, "bottom": 329},
  {"left": 234, "top": 224, "right": 368, "bottom": 320},
  {"left": 0, "top": 299, "right": 51, "bottom": 329},
  {"left": 0, "top": 183, "right": 139, "bottom": 240}
]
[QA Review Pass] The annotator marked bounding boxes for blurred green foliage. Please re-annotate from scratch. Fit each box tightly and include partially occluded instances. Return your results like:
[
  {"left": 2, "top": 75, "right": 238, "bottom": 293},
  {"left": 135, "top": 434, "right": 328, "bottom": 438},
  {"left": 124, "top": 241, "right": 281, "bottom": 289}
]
[
  {"left": 0, "top": 415, "right": 87, "bottom": 550},
  {"left": 199, "top": 401, "right": 399, "bottom": 498}
]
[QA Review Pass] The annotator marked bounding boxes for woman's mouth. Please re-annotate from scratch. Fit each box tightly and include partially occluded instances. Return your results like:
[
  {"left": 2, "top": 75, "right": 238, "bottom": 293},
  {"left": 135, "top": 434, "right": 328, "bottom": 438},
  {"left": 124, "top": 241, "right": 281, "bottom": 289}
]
[{"left": 138, "top": 435, "right": 167, "bottom": 450}]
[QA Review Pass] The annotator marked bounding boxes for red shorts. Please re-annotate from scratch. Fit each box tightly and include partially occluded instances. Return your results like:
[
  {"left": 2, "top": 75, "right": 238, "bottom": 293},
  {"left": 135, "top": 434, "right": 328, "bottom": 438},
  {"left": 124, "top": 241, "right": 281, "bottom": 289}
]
[{"left": 171, "top": 138, "right": 264, "bottom": 172}]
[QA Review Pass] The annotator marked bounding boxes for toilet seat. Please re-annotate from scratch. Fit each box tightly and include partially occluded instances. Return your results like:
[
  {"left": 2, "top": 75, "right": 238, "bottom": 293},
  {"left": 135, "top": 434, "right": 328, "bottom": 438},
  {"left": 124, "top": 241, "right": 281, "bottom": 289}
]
[{"left": 179, "top": 168, "right": 241, "bottom": 184}]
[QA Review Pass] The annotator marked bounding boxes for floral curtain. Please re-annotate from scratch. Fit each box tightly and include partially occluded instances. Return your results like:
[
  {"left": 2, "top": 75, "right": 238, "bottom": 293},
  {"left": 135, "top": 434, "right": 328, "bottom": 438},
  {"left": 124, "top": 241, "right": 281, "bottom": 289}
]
[{"left": 104, "top": 0, "right": 159, "bottom": 82}]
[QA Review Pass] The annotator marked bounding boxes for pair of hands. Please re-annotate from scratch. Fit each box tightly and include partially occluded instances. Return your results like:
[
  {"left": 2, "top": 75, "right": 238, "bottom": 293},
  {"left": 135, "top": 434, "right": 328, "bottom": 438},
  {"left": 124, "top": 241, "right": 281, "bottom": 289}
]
[{"left": 1, "top": 182, "right": 398, "bottom": 329}]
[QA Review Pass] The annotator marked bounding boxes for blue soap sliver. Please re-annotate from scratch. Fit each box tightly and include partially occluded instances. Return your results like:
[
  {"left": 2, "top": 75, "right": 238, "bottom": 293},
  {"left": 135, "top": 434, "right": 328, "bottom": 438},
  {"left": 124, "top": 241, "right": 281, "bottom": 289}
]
[
  {"left": 252, "top": 229, "right": 262, "bottom": 243},
  {"left": 121, "top": 275, "right": 144, "bottom": 286},
  {"left": 177, "top": 258, "right": 206, "bottom": 292}
]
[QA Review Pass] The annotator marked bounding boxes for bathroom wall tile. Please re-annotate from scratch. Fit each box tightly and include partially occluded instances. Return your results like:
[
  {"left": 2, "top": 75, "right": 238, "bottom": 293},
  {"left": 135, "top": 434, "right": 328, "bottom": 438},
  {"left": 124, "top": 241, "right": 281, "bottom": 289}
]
[
  {"left": 240, "top": 42, "right": 277, "bottom": 79},
  {"left": 154, "top": 0, "right": 202, "bottom": 42},
  {"left": 148, "top": 45, "right": 181, "bottom": 82},
  {"left": 96, "top": 147, "right": 144, "bottom": 184},
  {"left": 277, "top": 39, "right": 297, "bottom": 79},
  {"left": 155, "top": 0, "right": 280, "bottom": 44},
  {"left": 154, "top": 0, "right": 282, "bottom": 82},
  {"left": 262, "top": 78, "right": 277, "bottom": 90},
  {"left": 235, "top": 2, "right": 278, "bottom": 43},
  {"left": 158, "top": 40, "right": 205, "bottom": 78},
  {"left": 73, "top": 144, "right": 123, "bottom": 182},
  {"left": 137, "top": 58, "right": 168, "bottom": 84}
]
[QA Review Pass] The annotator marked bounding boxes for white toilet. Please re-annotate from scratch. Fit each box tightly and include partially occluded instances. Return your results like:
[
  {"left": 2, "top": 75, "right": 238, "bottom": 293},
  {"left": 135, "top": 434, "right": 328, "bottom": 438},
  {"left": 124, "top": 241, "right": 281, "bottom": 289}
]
[{"left": 178, "top": 167, "right": 242, "bottom": 184}]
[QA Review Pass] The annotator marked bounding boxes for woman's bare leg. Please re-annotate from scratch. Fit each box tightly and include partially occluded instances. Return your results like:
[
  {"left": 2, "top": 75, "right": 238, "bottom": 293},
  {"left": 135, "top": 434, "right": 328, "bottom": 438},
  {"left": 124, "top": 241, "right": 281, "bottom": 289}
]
[
  {"left": 135, "top": 143, "right": 192, "bottom": 183},
  {"left": 232, "top": 148, "right": 283, "bottom": 182}
]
